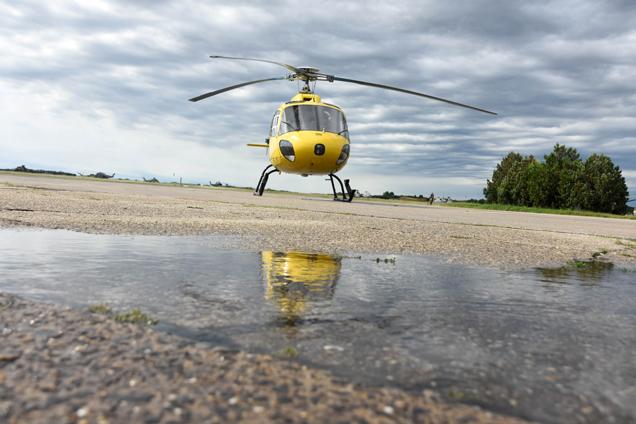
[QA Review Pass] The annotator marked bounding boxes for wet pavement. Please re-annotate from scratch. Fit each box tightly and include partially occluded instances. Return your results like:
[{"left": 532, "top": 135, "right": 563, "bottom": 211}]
[{"left": 1, "top": 228, "right": 635, "bottom": 423}]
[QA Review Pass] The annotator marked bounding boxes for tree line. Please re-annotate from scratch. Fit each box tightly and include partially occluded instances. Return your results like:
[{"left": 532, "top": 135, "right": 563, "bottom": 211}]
[{"left": 484, "top": 144, "right": 629, "bottom": 214}]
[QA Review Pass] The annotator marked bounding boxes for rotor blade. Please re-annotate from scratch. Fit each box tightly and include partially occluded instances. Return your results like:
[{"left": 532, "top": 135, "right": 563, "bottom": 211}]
[
  {"left": 209, "top": 55, "right": 299, "bottom": 74},
  {"left": 189, "top": 77, "right": 287, "bottom": 102},
  {"left": 331, "top": 76, "right": 497, "bottom": 115}
]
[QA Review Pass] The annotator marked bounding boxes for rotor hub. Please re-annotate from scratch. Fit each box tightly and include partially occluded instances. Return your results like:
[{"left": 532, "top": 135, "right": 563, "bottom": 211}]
[{"left": 297, "top": 66, "right": 320, "bottom": 74}]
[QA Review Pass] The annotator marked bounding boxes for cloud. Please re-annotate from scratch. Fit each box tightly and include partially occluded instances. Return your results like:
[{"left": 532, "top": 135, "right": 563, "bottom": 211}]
[{"left": 1, "top": 0, "right": 635, "bottom": 198}]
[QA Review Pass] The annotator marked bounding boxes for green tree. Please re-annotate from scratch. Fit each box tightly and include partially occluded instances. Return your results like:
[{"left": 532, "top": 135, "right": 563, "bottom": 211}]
[
  {"left": 485, "top": 153, "right": 538, "bottom": 205},
  {"left": 543, "top": 144, "right": 582, "bottom": 208},
  {"left": 583, "top": 154, "right": 628, "bottom": 214},
  {"left": 483, "top": 144, "right": 629, "bottom": 214},
  {"left": 509, "top": 155, "right": 537, "bottom": 205},
  {"left": 526, "top": 160, "right": 549, "bottom": 207},
  {"left": 484, "top": 152, "right": 523, "bottom": 203},
  {"left": 566, "top": 174, "right": 588, "bottom": 210},
  {"left": 382, "top": 191, "right": 396, "bottom": 199}
]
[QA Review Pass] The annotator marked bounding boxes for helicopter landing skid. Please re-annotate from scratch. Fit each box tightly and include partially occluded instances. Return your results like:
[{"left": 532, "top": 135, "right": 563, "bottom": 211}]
[
  {"left": 328, "top": 173, "right": 355, "bottom": 202},
  {"left": 254, "top": 164, "right": 279, "bottom": 196}
]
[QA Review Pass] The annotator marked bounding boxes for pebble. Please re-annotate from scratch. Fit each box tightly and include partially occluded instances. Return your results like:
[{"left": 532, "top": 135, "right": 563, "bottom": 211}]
[
  {"left": 0, "top": 350, "right": 21, "bottom": 362},
  {"left": 76, "top": 407, "right": 89, "bottom": 418},
  {"left": 0, "top": 278, "right": 526, "bottom": 423},
  {"left": 323, "top": 345, "right": 344, "bottom": 352}
]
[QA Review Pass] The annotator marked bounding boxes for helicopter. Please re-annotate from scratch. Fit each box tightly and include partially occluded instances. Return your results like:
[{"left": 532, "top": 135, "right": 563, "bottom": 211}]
[
  {"left": 190, "top": 55, "right": 496, "bottom": 202},
  {"left": 261, "top": 250, "right": 340, "bottom": 325}
]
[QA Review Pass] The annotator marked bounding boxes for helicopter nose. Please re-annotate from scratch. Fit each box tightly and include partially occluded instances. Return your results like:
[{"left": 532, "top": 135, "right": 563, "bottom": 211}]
[{"left": 314, "top": 143, "right": 325, "bottom": 156}]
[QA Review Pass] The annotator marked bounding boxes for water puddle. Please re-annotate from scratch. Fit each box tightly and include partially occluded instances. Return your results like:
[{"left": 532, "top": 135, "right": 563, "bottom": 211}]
[{"left": 1, "top": 228, "right": 635, "bottom": 423}]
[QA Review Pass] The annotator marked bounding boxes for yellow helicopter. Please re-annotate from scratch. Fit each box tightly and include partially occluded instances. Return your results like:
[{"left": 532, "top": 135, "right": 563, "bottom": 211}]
[
  {"left": 261, "top": 250, "right": 340, "bottom": 325},
  {"left": 190, "top": 55, "right": 496, "bottom": 202}
]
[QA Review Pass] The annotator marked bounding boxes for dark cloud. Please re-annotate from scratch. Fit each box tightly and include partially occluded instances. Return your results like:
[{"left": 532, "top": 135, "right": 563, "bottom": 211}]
[{"left": 1, "top": 0, "right": 635, "bottom": 197}]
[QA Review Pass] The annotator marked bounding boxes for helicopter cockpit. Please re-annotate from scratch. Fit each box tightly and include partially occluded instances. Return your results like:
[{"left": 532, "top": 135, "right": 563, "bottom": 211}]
[{"left": 278, "top": 105, "right": 348, "bottom": 138}]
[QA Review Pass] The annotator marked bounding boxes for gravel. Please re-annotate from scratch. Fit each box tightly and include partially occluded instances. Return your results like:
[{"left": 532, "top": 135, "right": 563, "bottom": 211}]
[{"left": 0, "top": 293, "right": 527, "bottom": 423}]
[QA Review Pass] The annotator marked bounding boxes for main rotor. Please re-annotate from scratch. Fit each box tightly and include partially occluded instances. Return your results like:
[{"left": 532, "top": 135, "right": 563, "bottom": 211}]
[
  {"left": 190, "top": 55, "right": 497, "bottom": 116},
  {"left": 208, "top": 55, "right": 336, "bottom": 94}
]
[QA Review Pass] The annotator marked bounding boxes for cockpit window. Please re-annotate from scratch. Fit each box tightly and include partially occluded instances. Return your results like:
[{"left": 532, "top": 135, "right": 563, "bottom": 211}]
[
  {"left": 280, "top": 105, "right": 348, "bottom": 136},
  {"left": 269, "top": 111, "right": 280, "bottom": 137}
]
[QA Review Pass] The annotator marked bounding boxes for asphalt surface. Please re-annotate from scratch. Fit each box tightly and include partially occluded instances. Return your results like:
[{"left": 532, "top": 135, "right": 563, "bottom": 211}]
[
  {"left": 1, "top": 172, "right": 635, "bottom": 268},
  {"left": 2, "top": 173, "right": 634, "bottom": 239}
]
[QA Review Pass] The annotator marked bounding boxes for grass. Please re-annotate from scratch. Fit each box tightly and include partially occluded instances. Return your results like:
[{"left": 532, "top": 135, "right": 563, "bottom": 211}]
[
  {"left": 114, "top": 308, "right": 158, "bottom": 325},
  {"left": 88, "top": 304, "right": 112, "bottom": 314},
  {"left": 279, "top": 346, "right": 299, "bottom": 358},
  {"left": 442, "top": 202, "right": 636, "bottom": 220},
  {"left": 88, "top": 304, "right": 158, "bottom": 325},
  {"left": 447, "top": 389, "right": 465, "bottom": 400},
  {"left": 570, "top": 260, "right": 592, "bottom": 269},
  {"left": 355, "top": 196, "right": 425, "bottom": 204}
]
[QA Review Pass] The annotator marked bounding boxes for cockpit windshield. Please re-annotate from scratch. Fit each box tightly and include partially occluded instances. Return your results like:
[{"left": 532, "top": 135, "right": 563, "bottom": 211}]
[{"left": 280, "top": 105, "right": 348, "bottom": 136}]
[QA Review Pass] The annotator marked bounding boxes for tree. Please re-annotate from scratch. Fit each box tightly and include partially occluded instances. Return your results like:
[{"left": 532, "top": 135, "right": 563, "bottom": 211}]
[
  {"left": 483, "top": 144, "right": 629, "bottom": 214},
  {"left": 526, "top": 160, "right": 549, "bottom": 207},
  {"left": 484, "top": 152, "right": 523, "bottom": 203},
  {"left": 382, "top": 191, "right": 396, "bottom": 199},
  {"left": 508, "top": 155, "right": 537, "bottom": 205},
  {"left": 484, "top": 153, "right": 539, "bottom": 205},
  {"left": 543, "top": 144, "right": 582, "bottom": 208},
  {"left": 583, "top": 154, "right": 628, "bottom": 214}
]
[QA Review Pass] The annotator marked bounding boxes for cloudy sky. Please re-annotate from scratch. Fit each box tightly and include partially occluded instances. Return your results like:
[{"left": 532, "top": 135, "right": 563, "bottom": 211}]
[{"left": 2, "top": 0, "right": 635, "bottom": 198}]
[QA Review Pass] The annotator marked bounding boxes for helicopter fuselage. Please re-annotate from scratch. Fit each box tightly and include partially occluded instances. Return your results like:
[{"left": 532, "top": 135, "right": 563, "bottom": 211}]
[{"left": 260, "top": 93, "right": 350, "bottom": 176}]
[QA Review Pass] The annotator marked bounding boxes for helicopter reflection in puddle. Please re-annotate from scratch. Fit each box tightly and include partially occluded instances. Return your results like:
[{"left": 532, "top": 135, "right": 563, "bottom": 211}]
[{"left": 261, "top": 251, "right": 341, "bottom": 325}]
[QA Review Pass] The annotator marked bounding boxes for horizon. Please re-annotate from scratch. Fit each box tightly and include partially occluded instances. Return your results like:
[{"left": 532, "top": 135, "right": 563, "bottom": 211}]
[{"left": 4, "top": 135, "right": 631, "bottom": 200}]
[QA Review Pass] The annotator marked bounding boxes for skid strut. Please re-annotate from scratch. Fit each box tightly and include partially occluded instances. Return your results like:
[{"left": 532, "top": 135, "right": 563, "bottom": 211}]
[
  {"left": 254, "top": 165, "right": 279, "bottom": 196},
  {"left": 327, "top": 173, "right": 355, "bottom": 202}
]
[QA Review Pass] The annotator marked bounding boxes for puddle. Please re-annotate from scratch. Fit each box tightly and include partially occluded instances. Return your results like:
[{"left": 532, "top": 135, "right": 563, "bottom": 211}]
[{"left": 1, "top": 228, "right": 635, "bottom": 423}]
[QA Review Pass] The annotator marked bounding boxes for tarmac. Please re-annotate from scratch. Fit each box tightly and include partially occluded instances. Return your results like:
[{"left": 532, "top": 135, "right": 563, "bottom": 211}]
[{"left": 1, "top": 172, "right": 635, "bottom": 269}]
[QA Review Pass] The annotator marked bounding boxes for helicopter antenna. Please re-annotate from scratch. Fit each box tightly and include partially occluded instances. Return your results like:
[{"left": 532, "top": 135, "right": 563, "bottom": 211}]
[{"left": 189, "top": 55, "right": 497, "bottom": 115}]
